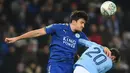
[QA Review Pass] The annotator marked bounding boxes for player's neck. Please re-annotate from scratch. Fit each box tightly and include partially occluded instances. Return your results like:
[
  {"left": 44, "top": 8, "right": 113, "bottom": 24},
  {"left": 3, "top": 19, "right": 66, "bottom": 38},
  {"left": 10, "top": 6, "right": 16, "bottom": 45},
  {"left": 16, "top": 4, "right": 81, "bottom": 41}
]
[{"left": 70, "top": 23, "right": 76, "bottom": 32}]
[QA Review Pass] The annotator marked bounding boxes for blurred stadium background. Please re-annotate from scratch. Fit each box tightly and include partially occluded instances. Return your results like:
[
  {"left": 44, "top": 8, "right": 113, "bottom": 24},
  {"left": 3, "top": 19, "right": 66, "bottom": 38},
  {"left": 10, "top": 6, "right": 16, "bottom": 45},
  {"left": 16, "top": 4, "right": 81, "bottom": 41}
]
[{"left": 0, "top": 0, "right": 130, "bottom": 73}]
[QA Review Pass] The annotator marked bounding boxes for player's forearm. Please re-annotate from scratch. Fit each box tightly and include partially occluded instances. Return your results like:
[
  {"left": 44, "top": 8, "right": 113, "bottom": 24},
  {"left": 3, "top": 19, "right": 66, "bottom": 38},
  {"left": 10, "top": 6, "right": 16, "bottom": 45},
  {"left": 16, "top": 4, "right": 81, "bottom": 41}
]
[{"left": 16, "top": 28, "right": 46, "bottom": 40}]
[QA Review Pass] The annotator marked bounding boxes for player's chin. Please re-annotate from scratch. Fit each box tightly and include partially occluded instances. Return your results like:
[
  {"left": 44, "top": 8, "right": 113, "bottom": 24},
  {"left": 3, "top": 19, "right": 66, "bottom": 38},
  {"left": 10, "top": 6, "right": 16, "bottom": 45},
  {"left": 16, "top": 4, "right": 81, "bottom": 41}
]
[
  {"left": 79, "top": 29, "right": 83, "bottom": 32},
  {"left": 76, "top": 28, "right": 83, "bottom": 32},
  {"left": 77, "top": 30, "right": 82, "bottom": 32}
]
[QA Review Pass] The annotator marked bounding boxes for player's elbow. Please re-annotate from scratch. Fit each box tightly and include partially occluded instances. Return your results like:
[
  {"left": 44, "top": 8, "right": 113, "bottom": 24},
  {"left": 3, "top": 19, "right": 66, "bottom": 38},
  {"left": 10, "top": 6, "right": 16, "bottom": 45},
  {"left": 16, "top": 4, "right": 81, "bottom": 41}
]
[{"left": 36, "top": 28, "right": 47, "bottom": 36}]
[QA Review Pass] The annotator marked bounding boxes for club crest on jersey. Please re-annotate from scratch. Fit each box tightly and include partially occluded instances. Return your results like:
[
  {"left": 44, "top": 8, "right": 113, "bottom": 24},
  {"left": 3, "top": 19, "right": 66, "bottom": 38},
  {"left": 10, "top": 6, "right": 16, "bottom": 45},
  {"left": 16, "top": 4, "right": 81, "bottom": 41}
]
[{"left": 75, "top": 33, "right": 80, "bottom": 38}]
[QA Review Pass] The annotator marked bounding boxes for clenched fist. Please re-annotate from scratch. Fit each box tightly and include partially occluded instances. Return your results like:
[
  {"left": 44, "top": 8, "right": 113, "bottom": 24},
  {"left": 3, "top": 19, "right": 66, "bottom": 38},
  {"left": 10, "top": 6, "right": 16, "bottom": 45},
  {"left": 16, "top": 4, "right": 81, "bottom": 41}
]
[{"left": 5, "top": 37, "right": 18, "bottom": 43}]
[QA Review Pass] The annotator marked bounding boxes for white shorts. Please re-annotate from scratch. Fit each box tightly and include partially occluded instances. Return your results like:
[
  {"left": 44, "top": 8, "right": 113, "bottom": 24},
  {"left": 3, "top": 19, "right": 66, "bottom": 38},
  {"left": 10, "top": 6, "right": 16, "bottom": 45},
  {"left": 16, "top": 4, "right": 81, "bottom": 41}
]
[{"left": 73, "top": 66, "right": 90, "bottom": 73}]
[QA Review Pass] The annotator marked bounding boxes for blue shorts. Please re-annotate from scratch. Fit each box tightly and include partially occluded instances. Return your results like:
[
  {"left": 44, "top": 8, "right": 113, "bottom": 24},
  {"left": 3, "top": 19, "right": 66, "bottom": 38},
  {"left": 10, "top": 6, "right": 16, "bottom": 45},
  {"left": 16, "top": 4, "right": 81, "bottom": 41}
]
[{"left": 47, "top": 62, "right": 73, "bottom": 73}]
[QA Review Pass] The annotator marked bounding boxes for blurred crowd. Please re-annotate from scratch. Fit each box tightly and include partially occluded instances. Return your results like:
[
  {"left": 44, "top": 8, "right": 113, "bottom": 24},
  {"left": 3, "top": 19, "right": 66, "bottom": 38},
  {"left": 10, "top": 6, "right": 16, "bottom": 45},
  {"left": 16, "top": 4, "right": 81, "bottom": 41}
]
[{"left": 0, "top": 0, "right": 130, "bottom": 73}]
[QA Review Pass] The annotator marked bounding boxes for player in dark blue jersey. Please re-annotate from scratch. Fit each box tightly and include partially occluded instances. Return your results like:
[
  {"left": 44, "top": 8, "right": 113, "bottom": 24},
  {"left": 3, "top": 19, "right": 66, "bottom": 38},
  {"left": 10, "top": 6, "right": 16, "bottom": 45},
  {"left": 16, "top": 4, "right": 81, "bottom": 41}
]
[{"left": 5, "top": 11, "right": 111, "bottom": 73}]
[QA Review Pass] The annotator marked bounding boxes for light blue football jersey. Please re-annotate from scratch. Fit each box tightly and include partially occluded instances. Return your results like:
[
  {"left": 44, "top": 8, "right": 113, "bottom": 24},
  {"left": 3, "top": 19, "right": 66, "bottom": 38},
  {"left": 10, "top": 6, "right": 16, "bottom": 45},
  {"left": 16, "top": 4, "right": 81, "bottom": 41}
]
[{"left": 74, "top": 39, "right": 113, "bottom": 73}]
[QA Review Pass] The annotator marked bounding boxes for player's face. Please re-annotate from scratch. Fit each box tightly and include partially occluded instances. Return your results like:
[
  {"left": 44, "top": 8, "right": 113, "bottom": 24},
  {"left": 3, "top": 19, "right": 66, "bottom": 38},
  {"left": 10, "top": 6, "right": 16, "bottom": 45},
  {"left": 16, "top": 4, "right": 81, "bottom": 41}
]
[{"left": 75, "top": 18, "right": 86, "bottom": 32}]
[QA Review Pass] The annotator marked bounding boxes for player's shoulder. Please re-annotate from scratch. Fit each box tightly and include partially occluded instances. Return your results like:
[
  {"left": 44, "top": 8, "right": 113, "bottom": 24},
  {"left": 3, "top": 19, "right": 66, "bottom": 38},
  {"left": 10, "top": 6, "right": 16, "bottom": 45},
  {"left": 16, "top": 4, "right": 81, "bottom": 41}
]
[
  {"left": 52, "top": 23, "right": 69, "bottom": 27},
  {"left": 78, "top": 32, "right": 87, "bottom": 38},
  {"left": 79, "top": 32, "right": 85, "bottom": 35}
]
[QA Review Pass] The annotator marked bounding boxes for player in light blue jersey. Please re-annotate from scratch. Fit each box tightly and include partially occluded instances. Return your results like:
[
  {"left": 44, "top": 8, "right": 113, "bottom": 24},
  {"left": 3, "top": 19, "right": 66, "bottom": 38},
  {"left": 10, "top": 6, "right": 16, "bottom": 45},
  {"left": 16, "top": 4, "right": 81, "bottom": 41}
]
[
  {"left": 74, "top": 39, "right": 120, "bottom": 73},
  {"left": 5, "top": 11, "right": 111, "bottom": 73}
]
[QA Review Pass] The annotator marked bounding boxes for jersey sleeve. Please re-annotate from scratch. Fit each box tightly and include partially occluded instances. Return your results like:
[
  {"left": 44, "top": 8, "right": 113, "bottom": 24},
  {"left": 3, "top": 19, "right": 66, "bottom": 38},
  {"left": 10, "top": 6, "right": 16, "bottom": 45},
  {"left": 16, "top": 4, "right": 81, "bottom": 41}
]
[
  {"left": 45, "top": 24, "right": 58, "bottom": 35},
  {"left": 78, "top": 39, "right": 99, "bottom": 48}
]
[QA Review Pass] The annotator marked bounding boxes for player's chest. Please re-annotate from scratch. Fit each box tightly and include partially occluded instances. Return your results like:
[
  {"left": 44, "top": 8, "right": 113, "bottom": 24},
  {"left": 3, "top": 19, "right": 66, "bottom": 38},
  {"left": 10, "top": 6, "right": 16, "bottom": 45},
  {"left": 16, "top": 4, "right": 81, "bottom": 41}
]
[{"left": 56, "top": 28, "right": 81, "bottom": 40}]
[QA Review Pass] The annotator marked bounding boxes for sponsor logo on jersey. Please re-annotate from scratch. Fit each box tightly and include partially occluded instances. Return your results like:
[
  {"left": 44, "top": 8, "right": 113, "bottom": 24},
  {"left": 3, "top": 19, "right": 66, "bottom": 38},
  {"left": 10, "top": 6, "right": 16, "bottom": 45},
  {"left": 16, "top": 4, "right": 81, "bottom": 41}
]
[{"left": 63, "top": 36, "right": 76, "bottom": 48}]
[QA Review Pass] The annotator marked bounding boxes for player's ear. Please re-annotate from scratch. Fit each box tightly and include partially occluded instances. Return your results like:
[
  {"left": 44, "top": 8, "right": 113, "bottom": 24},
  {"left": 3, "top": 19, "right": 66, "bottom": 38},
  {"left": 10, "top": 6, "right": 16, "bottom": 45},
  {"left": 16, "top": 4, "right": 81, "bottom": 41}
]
[{"left": 72, "top": 20, "right": 77, "bottom": 24}]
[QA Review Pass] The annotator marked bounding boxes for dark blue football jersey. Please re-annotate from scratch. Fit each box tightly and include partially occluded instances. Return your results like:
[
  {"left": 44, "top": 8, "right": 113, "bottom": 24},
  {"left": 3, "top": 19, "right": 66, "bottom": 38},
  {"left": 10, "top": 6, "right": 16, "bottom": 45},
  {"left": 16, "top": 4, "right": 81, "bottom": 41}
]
[{"left": 45, "top": 23, "right": 88, "bottom": 63}]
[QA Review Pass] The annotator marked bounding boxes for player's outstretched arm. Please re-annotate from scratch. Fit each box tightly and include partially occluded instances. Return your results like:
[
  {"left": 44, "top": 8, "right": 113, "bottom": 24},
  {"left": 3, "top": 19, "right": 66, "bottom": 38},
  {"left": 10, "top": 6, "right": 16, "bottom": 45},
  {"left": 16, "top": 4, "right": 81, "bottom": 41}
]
[
  {"left": 79, "top": 39, "right": 111, "bottom": 57},
  {"left": 5, "top": 28, "right": 46, "bottom": 43}
]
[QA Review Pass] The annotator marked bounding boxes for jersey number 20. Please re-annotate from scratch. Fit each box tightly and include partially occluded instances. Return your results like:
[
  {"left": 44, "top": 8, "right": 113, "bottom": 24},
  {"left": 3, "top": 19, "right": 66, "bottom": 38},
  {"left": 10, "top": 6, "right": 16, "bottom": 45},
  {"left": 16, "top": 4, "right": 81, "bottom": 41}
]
[{"left": 85, "top": 47, "right": 107, "bottom": 65}]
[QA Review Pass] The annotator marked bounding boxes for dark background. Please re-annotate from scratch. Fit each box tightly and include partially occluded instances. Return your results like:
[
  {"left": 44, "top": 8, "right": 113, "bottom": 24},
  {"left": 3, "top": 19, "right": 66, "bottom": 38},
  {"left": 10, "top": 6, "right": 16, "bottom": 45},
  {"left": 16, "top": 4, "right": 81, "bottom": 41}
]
[{"left": 0, "top": 0, "right": 130, "bottom": 73}]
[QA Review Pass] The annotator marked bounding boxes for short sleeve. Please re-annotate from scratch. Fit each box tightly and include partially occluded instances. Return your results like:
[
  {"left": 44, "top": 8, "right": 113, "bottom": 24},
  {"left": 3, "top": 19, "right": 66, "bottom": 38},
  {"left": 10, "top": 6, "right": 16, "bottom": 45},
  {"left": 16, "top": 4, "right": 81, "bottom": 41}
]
[
  {"left": 78, "top": 39, "right": 98, "bottom": 48},
  {"left": 45, "top": 24, "right": 57, "bottom": 35}
]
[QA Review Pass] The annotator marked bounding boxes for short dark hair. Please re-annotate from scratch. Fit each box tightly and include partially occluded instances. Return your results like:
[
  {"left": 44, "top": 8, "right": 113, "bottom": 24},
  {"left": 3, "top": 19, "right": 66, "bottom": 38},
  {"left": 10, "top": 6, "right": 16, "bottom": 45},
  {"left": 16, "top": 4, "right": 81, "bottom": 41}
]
[
  {"left": 110, "top": 48, "right": 121, "bottom": 63},
  {"left": 70, "top": 10, "right": 88, "bottom": 22}
]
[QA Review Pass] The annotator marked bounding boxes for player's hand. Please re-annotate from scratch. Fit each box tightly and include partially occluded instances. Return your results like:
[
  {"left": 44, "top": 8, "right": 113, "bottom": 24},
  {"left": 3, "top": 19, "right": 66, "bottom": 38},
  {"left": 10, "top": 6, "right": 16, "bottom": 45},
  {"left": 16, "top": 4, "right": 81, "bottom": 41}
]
[
  {"left": 5, "top": 37, "right": 18, "bottom": 43},
  {"left": 77, "top": 54, "right": 80, "bottom": 59},
  {"left": 103, "top": 47, "right": 111, "bottom": 57}
]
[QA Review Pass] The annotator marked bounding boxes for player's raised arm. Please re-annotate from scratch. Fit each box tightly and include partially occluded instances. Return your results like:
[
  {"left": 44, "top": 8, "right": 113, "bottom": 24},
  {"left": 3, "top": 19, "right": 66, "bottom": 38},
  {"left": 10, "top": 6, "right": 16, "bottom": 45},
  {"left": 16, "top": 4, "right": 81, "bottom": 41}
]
[
  {"left": 78, "top": 38, "right": 98, "bottom": 48},
  {"left": 5, "top": 27, "right": 46, "bottom": 43},
  {"left": 79, "top": 38, "right": 111, "bottom": 57},
  {"left": 5, "top": 24, "right": 58, "bottom": 43}
]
